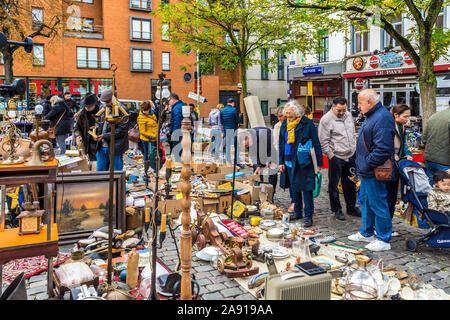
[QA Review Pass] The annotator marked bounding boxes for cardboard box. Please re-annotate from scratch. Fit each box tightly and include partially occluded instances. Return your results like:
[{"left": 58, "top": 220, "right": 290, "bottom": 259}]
[
  {"left": 218, "top": 195, "right": 233, "bottom": 214},
  {"left": 237, "top": 192, "right": 251, "bottom": 205},
  {"left": 260, "top": 183, "right": 274, "bottom": 203},
  {"left": 218, "top": 166, "right": 237, "bottom": 175},
  {"left": 58, "top": 157, "right": 89, "bottom": 173},
  {"left": 196, "top": 198, "right": 219, "bottom": 214},
  {"left": 192, "top": 163, "right": 217, "bottom": 175},
  {"left": 126, "top": 208, "right": 143, "bottom": 230},
  {"left": 152, "top": 199, "right": 182, "bottom": 219}
]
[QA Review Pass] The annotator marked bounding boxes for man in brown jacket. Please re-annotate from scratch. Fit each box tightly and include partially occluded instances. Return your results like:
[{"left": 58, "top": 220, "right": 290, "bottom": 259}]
[{"left": 319, "top": 96, "right": 360, "bottom": 220}]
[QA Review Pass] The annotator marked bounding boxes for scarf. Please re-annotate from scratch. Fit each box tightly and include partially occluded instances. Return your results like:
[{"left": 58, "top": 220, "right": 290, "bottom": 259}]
[
  {"left": 6, "top": 187, "right": 20, "bottom": 210},
  {"left": 286, "top": 117, "right": 302, "bottom": 144}
]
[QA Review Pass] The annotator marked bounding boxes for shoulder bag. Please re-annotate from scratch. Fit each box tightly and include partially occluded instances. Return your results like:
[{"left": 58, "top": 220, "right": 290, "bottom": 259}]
[
  {"left": 128, "top": 124, "right": 140, "bottom": 143},
  {"left": 362, "top": 134, "right": 393, "bottom": 181},
  {"left": 296, "top": 120, "right": 313, "bottom": 168},
  {"left": 48, "top": 110, "right": 66, "bottom": 139}
]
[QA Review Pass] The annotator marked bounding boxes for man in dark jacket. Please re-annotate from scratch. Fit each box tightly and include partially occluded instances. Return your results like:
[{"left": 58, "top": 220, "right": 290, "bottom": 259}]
[
  {"left": 63, "top": 92, "right": 79, "bottom": 118},
  {"left": 242, "top": 127, "right": 278, "bottom": 192},
  {"left": 95, "top": 89, "right": 129, "bottom": 171},
  {"left": 220, "top": 98, "right": 241, "bottom": 163},
  {"left": 168, "top": 93, "right": 186, "bottom": 154},
  {"left": 348, "top": 89, "right": 395, "bottom": 252},
  {"left": 40, "top": 94, "right": 52, "bottom": 130},
  {"left": 74, "top": 93, "right": 100, "bottom": 167}
]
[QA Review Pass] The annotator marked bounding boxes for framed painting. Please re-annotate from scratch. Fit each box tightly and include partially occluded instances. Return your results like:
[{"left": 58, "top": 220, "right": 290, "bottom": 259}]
[{"left": 53, "top": 171, "right": 126, "bottom": 243}]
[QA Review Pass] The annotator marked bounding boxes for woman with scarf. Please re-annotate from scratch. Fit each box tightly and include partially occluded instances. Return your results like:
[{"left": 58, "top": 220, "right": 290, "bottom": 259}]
[
  {"left": 387, "top": 104, "right": 413, "bottom": 219},
  {"left": 137, "top": 100, "right": 161, "bottom": 171},
  {"left": 278, "top": 100, "right": 323, "bottom": 227}
]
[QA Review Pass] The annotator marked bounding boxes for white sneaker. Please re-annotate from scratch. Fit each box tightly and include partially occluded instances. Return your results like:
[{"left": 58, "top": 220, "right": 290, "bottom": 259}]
[
  {"left": 365, "top": 239, "right": 391, "bottom": 252},
  {"left": 348, "top": 232, "right": 376, "bottom": 243}
]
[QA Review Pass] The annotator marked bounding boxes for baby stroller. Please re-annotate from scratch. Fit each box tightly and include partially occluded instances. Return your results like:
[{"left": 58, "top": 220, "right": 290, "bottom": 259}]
[{"left": 397, "top": 160, "right": 450, "bottom": 251}]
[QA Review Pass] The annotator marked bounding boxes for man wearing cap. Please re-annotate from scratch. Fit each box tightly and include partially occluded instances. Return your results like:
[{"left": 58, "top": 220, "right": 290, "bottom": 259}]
[
  {"left": 168, "top": 93, "right": 186, "bottom": 152},
  {"left": 95, "top": 89, "right": 129, "bottom": 171},
  {"left": 74, "top": 93, "right": 102, "bottom": 170}
]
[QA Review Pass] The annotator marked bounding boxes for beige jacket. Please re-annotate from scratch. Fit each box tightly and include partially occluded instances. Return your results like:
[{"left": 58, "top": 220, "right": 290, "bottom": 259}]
[{"left": 318, "top": 110, "right": 356, "bottom": 160}]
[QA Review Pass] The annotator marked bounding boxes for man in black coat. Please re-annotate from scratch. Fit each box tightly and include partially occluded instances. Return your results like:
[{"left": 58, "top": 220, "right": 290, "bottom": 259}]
[
  {"left": 74, "top": 93, "right": 100, "bottom": 168},
  {"left": 95, "top": 89, "right": 129, "bottom": 171},
  {"left": 44, "top": 97, "right": 74, "bottom": 155},
  {"left": 63, "top": 91, "right": 79, "bottom": 117}
]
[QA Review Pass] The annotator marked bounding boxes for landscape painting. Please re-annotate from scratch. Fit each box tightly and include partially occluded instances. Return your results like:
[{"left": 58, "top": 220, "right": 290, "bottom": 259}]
[{"left": 55, "top": 180, "right": 117, "bottom": 235}]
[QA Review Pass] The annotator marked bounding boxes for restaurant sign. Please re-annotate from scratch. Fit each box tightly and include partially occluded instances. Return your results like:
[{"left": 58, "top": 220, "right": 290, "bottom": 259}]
[{"left": 379, "top": 52, "right": 403, "bottom": 68}]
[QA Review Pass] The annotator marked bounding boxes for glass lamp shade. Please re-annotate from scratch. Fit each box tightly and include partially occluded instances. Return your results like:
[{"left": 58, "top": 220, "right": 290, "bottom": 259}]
[
  {"left": 162, "top": 86, "right": 171, "bottom": 99},
  {"left": 34, "top": 104, "right": 44, "bottom": 115},
  {"left": 155, "top": 87, "right": 162, "bottom": 100}
]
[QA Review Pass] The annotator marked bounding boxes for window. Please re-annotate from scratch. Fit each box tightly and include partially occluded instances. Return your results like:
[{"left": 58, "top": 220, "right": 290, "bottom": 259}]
[
  {"left": 75, "top": 0, "right": 93, "bottom": 3},
  {"left": 318, "top": 35, "right": 329, "bottom": 63},
  {"left": 261, "top": 100, "right": 269, "bottom": 116},
  {"left": 130, "top": 17, "right": 152, "bottom": 41},
  {"left": 224, "top": 29, "right": 240, "bottom": 44},
  {"left": 33, "top": 44, "right": 45, "bottom": 66},
  {"left": 161, "top": 23, "right": 170, "bottom": 41},
  {"left": 162, "top": 52, "right": 170, "bottom": 70},
  {"left": 130, "top": 0, "right": 151, "bottom": 11},
  {"left": 67, "top": 17, "right": 94, "bottom": 32},
  {"left": 77, "top": 47, "right": 110, "bottom": 69},
  {"left": 382, "top": 15, "right": 402, "bottom": 48},
  {"left": 351, "top": 22, "right": 369, "bottom": 54},
  {"left": 436, "top": 7, "right": 446, "bottom": 29},
  {"left": 31, "top": 7, "right": 43, "bottom": 29},
  {"left": 277, "top": 53, "right": 285, "bottom": 80},
  {"left": 0, "top": 53, "right": 3, "bottom": 65},
  {"left": 131, "top": 48, "right": 153, "bottom": 72},
  {"left": 261, "top": 49, "right": 269, "bottom": 80},
  {"left": 161, "top": 0, "right": 169, "bottom": 4}
]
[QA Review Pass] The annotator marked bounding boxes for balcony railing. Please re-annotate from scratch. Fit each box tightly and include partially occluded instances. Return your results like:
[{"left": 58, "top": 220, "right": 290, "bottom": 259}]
[{"left": 64, "top": 25, "right": 104, "bottom": 40}]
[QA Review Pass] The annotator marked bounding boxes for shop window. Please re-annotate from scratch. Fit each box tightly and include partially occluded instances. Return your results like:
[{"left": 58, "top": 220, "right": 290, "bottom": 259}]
[
  {"left": 313, "top": 82, "right": 325, "bottom": 96},
  {"left": 130, "top": 0, "right": 151, "bottom": 11},
  {"left": 382, "top": 14, "right": 402, "bottom": 48},
  {"left": 161, "top": 23, "right": 170, "bottom": 41},
  {"left": 131, "top": 47, "right": 153, "bottom": 72},
  {"left": 162, "top": 52, "right": 170, "bottom": 71},
  {"left": 318, "top": 35, "right": 329, "bottom": 63},
  {"left": 77, "top": 47, "right": 110, "bottom": 69},
  {"left": 315, "top": 97, "right": 326, "bottom": 110},
  {"left": 261, "top": 49, "right": 269, "bottom": 80},
  {"left": 327, "top": 79, "right": 340, "bottom": 95},
  {"left": 351, "top": 22, "right": 369, "bottom": 54},
  {"left": 130, "top": 17, "right": 152, "bottom": 42},
  {"left": 31, "top": 7, "right": 43, "bottom": 30},
  {"left": 261, "top": 100, "right": 269, "bottom": 116},
  {"left": 33, "top": 44, "right": 45, "bottom": 66}
]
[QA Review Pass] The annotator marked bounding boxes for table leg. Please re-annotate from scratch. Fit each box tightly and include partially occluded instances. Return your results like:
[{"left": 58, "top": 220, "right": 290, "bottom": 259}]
[
  {"left": 0, "top": 262, "right": 3, "bottom": 296},
  {"left": 47, "top": 256, "right": 53, "bottom": 298}
]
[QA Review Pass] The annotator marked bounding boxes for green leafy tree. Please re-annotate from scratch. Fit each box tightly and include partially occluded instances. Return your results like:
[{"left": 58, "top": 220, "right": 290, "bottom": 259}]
[
  {"left": 61, "top": 199, "right": 73, "bottom": 216},
  {"left": 0, "top": 0, "right": 73, "bottom": 84},
  {"left": 153, "top": 0, "right": 342, "bottom": 126},
  {"left": 80, "top": 204, "right": 87, "bottom": 211},
  {"left": 287, "top": 0, "right": 450, "bottom": 123}
]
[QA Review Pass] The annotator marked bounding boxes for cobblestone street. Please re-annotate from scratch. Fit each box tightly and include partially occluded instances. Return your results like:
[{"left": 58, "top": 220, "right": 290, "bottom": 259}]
[{"left": 11, "top": 168, "right": 450, "bottom": 300}]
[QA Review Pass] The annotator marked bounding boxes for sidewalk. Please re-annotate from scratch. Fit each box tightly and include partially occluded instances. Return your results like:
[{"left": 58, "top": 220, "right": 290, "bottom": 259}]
[{"left": 15, "top": 168, "right": 450, "bottom": 300}]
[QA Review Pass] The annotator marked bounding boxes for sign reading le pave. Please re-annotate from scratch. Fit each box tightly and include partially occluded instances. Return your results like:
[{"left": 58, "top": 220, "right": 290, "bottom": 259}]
[{"left": 379, "top": 52, "right": 403, "bottom": 68}]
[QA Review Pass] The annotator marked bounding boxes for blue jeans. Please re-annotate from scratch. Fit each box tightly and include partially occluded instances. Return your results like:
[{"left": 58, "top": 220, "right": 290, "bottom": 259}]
[
  {"left": 56, "top": 134, "right": 67, "bottom": 155},
  {"left": 96, "top": 146, "right": 124, "bottom": 171},
  {"left": 425, "top": 160, "right": 450, "bottom": 186},
  {"left": 359, "top": 176, "right": 392, "bottom": 243},
  {"left": 210, "top": 128, "right": 222, "bottom": 159}
]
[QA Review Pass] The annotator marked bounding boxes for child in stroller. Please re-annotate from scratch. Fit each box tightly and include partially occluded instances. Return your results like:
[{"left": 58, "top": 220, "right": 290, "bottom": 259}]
[
  {"left": 427, "top": 170, "right": 450, "bottom": 214},
  {"left": 397, "top": 160, "right": 450, "bottom": 251}
]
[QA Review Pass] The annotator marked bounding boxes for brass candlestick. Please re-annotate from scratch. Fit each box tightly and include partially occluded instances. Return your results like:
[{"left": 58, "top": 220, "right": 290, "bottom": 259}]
[{"left": 0, "top": 120, "right": 24, "bottom": 165}]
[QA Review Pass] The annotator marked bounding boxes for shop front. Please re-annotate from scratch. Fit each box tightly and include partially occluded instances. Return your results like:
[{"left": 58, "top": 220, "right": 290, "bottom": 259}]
[
  {"left": 0, "top": 76, "right": 112, "bottom": 110},
  {"left": 343, "top": 52, "right": 450, "bottom": 116},
  {"left": 289, "top": 62, "right": 344, "bottom": 120}
]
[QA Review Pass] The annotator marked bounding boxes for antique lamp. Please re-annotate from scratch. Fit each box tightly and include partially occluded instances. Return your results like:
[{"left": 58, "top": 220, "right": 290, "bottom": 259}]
[{"left": 148, "top": 73, "right": 171, "bottom": 300}]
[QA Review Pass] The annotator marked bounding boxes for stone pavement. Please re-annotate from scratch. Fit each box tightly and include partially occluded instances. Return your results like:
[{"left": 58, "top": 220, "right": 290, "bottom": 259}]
[{"left": 11, "top": 168, "right": 449, "bottom": 300}]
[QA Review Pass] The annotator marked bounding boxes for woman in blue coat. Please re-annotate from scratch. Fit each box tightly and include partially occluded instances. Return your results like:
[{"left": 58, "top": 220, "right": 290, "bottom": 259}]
[{"left": 278, "top": 100, "right": 323, "bottom": 227}]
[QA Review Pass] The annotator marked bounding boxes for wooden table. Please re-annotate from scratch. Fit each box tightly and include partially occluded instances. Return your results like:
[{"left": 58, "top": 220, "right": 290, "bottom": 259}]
[{"left": 0, "top": 224, "right": 59, "bottom": 297}]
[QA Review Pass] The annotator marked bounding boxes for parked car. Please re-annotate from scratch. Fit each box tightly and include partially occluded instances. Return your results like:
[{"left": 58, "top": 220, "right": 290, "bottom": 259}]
[{"left": 118, "top": 99, "right": 141, "bottom": 127}]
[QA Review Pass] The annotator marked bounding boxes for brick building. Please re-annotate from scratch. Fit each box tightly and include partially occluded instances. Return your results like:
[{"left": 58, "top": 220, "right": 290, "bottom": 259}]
[{"left": 0, "top": 0, "right": 243, "bottom": 117}]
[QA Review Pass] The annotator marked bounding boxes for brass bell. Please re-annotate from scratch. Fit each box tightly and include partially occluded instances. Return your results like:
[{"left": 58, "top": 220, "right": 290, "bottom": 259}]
[{"left": 25, "top": 140, "right": 54, "bottom": 166}]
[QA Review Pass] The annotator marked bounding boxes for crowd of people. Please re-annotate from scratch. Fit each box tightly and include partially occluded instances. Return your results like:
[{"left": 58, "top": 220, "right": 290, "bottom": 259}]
[{"left": 37, "top": 87, "right": 450, "bottom": 252}]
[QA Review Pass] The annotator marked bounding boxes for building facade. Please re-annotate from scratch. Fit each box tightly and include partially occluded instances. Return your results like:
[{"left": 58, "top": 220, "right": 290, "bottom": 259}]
[
  {"left": 0, "top": 0, "right": 243, "bottom": 118},
  {"left": 288, "top": 7, "right": 450, "bottom": 118}
]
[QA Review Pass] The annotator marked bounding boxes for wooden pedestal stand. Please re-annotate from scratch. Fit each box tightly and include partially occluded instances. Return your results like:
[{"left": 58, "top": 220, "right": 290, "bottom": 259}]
[{"left": 180, "top": 117, "right": 192, "bottom": 300}]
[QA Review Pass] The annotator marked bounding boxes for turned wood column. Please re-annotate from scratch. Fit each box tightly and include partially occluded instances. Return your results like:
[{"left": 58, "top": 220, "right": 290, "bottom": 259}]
[{"left": 180, "top": 117, "right": 192, "bottom": 300}]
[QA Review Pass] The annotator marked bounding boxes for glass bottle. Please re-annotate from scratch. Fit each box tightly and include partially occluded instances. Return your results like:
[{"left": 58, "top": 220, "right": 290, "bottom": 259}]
[
  {"left": 343, "top": 255, "right": 379, "bottom": 300},
  {"left": 298, "top": 236, "right": 311, "bottom": 262}
]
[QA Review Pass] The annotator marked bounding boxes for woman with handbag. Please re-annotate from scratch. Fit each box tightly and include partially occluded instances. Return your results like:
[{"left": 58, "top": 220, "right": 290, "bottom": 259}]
[
  {"left": 136, "top": 100, "right": 161, "bottom": 171},
  {"left": 387, "top": 104, "right": 413, "bottom": 219},
  {"left": 44, "top": 95, "right": 74, "bottom": 155},
  {"left": 278, "top": 100, "right": 323, "bottom": 228}
]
